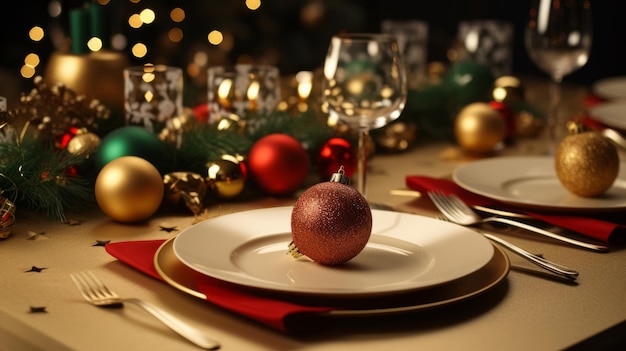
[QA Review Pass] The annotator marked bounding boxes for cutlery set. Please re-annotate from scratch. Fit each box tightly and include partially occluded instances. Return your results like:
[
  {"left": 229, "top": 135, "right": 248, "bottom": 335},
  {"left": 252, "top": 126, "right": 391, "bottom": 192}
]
[
  {"left": 427, "top": 192, "right": 609, "bottom": 253},
  {"left": 428, "top": 192, "right": 580, "bottom": 281}
]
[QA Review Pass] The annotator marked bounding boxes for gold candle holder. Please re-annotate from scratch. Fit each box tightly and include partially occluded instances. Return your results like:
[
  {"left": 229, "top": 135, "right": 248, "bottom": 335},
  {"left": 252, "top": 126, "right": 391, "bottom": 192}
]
[{"left": 44, "top": 50, "right": 129, "bottom": 115}]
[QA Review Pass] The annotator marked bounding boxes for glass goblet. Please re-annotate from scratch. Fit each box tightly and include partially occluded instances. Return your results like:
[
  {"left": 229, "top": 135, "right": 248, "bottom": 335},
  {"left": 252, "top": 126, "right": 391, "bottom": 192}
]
[
  {"left": 322, "top": 33, "right": 407, "bottom": 197},
  {"left": 525, "top": 0, "right": 592, "bottom": 153}
]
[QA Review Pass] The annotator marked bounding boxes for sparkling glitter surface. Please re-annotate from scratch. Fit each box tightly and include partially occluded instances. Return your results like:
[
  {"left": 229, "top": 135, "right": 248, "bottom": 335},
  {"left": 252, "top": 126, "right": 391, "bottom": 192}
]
[{"left": 291, "top": 182, "right": 372, "bottom": 265}]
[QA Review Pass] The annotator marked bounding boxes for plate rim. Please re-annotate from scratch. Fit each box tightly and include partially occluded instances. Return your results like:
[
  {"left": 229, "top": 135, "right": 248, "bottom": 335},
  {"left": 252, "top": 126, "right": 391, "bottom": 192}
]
[
  {"left": 453, "top": 155, "right": 626, "bottom": 211},
  {"left": 171, "top": 206, "right": 494, "bottom": 297},
  {"left": 592, "top": 76, "right": 626, "bottom": 100},
  {"left": 588, "top": 100, "right": 626, "bottom": 130},
  {"left": 154, "top": 236, "right": 510, "bottom": 316}
]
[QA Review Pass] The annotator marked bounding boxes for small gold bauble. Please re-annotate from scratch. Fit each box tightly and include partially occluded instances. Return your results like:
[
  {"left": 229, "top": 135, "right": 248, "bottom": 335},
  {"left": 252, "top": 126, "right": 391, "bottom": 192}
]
[
  {"left": 205, "top": 156, "right": 245, "bottom": 199},
  {"left": 215, "top": 113, "right": 247, "bottom": 134},
  {"left": 454, "top": 102, "right": 506, "bottom": 153},
  {"left": 555, "top": 129, "right": 619, "bottom": 197},
  {"left": 67, "top": 132, "right": 101, "bottom": 157},
  {"left": 492, "top": 76, "right": 525, "bottom": 105},
  {"left": 95, "top": 156, "right": 164, "bottom": 223}
]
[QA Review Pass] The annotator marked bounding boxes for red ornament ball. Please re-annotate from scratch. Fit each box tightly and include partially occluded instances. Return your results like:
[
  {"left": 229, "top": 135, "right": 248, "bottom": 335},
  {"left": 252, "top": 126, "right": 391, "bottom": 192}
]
[
  {"left": 290, "top": 181, "right": 372, "bottom": 265},
  {"left": 489, "top": 100, "right": 516, "bottom": 142},
  {"left": 317, "top": 137, "right": 356, "bottom": 180},
  {"left": 247, "top": 133, "right": 310, "bottom": 195}
]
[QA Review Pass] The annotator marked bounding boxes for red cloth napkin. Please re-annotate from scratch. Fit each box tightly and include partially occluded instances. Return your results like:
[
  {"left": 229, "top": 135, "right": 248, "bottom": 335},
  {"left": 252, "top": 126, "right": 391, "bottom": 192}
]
[
  {"left": 105, "top": 240, "right": 335, "bottom": 334},
  {"left": 405, "top": 176, "right": 626, "bottom": 245}
]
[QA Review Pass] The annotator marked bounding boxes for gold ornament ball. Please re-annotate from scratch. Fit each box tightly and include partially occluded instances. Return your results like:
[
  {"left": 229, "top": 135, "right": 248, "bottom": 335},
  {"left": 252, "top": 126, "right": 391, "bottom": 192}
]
[
  {"left": 206, "top": 157, "right": 246, "bottom": 199},
  {"left": 555, "top": 131, "right": 619, "bottom": 197},
  {"left": 67, "top": 132, "right": 101, "bottom": 157},
  {"left": 95, "top": 156, "right": 164, "bottom": 223},
  {"left": 455, "top": 102, "right": 506, "bottom": 153},
  {"left": 492, "top": 76, "right": 525, "bottom": 105}
]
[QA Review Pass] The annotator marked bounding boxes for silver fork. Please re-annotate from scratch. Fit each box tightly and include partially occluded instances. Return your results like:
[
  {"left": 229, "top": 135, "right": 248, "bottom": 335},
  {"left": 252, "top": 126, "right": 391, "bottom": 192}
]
[
  {"left": 427, "top": 191, "right": 609, "bottom": 252},
  {"left": 70, "top": 271, "right": 220, "bottom": 350},
  {"left": 435, "top": 214, "right": 579, "bottom": 280}
]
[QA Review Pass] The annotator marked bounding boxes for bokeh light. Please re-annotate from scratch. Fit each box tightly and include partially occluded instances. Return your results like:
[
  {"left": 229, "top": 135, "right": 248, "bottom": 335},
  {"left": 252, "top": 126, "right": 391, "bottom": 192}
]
[
  {"left": 24, "top": 53, "right": 40, "bottom": 68},
  {"left": 170, "top": 8, "right": 185, "bottom": 22},
  {"left": 48, "top": 1, "right": 62, "bottom": 17},
  {"left": 29, "top": 26, "right": 45, "bottom": 42},
  {"left": 132, "top": 43, "right": 148, "bottom": 58},
  {"left": 208, "top": 30, "right": 223, "bottom": 45},
  {"left": 20, "top": 65, "right": 36, "bottom": 79},
  {"left": 168, "top": 28, "right": 184, "bottom": 43},
  {"left": 129, "top": 14, "right": 143, "bottom": 29},
  {"left": 88, "top": 37, "right": 103, "bottom": 51},
  {"left": 21, "top": 51, "right": 40, "bottom": 78},
  {"left": 111, "top": 33, "right": 127, "bottom": 50},
  {"left": 139, "top": 9, "right": 156, "bottom": 24},
  {"left": 246, "top": 0, "right": 261, "bottom": 11}
]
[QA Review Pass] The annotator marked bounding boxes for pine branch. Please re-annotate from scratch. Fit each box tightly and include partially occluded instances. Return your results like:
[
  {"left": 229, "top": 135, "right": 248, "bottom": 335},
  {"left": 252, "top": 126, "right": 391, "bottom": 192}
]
[{"left": 0, "top": 137, "right": 95, "bottom": 222}]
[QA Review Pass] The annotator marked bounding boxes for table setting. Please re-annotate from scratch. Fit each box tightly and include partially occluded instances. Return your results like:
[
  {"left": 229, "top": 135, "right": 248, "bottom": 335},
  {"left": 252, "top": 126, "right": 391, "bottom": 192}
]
[
  {"left": 3, "top": 1, "right": 626, "bottom": 350},
  {"left": 3, "top": 120, "right": 626, "bottom": 351}
]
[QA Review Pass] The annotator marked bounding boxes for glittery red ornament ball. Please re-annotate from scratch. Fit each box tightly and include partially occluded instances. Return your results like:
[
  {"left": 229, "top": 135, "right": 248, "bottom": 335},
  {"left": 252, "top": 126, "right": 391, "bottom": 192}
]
[
  {"left": 317, "top": 137, "right": 356, "bottom": 180},
  {"left": 291, "top": 181, "right": 372, "bottom": 265},
  {"left": 248, "top": 133, "right": 310, "bottom": 195}
]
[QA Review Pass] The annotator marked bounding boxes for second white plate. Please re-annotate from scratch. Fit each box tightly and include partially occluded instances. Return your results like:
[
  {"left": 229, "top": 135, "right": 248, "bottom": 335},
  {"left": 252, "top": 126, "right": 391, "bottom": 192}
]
[
  {"left": 173, "top": 206, "right": 493, "bottom": 297},
  {"left": 453, "top": 156, "right": 626, "bottom": 211},
  {"left": 588, "top": 101, "right": 626, "bottom": 130},
  {"left": 592, "top": 76, "right": 626, "bottom": 101}
]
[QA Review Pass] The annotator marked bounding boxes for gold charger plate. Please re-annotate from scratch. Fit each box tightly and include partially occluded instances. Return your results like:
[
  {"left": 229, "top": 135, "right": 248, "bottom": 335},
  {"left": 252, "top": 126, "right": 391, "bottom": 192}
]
[{"left": 154, "top": 236, "right": 510, "bottom": 316}]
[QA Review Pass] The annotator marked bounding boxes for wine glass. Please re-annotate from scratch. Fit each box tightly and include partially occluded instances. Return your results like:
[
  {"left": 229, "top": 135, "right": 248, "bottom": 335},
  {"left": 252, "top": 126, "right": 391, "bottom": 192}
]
[
  {"left": 525, "top": 0, "right": 592, "bottom": 153},
  {"left": 321, "top": 33, "right": 407, "bottom": 197}
]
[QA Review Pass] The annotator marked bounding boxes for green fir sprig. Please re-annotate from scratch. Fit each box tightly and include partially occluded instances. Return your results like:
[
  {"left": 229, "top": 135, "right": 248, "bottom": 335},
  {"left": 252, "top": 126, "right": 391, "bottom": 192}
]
[{"left": 0, "top": 136, "right": 95, "bottom": 222}]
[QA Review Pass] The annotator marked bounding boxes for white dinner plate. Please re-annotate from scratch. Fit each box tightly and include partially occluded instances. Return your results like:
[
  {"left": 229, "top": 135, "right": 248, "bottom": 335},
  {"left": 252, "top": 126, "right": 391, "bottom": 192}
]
[
  {"left": 592, "top": 76, "right": 626, "bottom": 100},
  {"left": 453, "top": 156, "right": 626, "bottom": 211},
  {"left": 156, "top": 236, "right": 510, "bottom": 315},
  {"left": 172, "top": 206, "right": 494, "bottom": 297},
  {"left": 588, "top": 101, "right": 626, "bottom": 130}
]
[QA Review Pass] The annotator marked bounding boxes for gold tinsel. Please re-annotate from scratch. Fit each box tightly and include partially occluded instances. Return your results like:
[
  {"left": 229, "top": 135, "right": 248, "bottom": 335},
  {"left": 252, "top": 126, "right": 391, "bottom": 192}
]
[{"left": 10, "top": 76, "right": 112, "bottom": 145}]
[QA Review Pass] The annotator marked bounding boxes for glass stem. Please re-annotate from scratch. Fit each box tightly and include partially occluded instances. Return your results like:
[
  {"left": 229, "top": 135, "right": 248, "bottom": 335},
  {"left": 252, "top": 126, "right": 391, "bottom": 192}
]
[
  {"left": 547, "top": 77, "right": 563, "bottom": 153},
  {"left": 356, "top": 128, "right": 369, "bottom": 196}
]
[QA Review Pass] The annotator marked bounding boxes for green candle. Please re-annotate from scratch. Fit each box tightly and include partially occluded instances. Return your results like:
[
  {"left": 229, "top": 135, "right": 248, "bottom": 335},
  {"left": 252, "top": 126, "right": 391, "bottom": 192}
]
[
  {"left": 70, "top": 7, "right": 89, "bottom": 54},
  {"left": 89, "top": 3, "right": 110, "bottom": 49}
]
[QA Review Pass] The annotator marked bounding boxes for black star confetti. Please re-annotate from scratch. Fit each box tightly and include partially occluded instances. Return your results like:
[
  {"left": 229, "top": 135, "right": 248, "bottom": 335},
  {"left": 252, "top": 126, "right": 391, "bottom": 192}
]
[
  {"left": 159, "top": 224, "right": 178, "bottom": 233},
  {"left": 25, "top": 266, "right": 47, "bottom": 273},
  {"left": 92, "top": 240, "right": 110, "bottom": 247},
  {"left": 29, "top": 306, "right": 47, "bottom": 313}
]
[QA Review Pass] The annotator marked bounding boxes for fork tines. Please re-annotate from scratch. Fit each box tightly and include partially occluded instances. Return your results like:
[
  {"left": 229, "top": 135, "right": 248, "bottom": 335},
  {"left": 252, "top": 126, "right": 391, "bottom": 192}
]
[{"left": 70, "top": 271, "right": 122, "bottom": 307}]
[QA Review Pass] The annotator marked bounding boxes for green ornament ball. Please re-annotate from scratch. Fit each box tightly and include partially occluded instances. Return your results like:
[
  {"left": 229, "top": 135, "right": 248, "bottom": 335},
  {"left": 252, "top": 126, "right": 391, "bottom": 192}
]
[{"left": 94, "top": 126, "right": 167, "bottom": 173}]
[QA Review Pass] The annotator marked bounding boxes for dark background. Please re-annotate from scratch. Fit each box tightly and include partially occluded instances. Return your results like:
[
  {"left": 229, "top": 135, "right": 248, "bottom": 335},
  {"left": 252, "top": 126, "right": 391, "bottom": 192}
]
[{"left": 2, "top": 0, "right": 625, "bottom": 104}]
